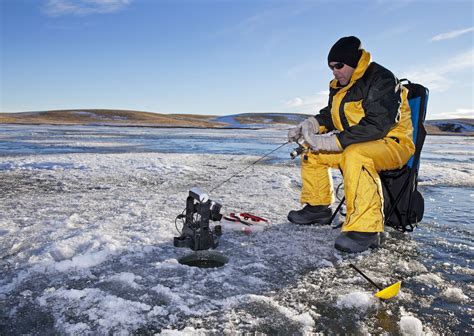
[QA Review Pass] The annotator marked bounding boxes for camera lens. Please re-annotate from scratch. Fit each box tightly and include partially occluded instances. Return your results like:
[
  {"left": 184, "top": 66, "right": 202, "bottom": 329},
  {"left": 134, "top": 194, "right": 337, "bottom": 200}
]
[{"left": 209, "top": 201, "right": 222, "bottom": 221}]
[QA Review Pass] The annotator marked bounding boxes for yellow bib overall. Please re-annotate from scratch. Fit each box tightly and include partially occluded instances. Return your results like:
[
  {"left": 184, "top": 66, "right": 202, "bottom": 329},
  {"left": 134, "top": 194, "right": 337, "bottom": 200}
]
[{"left": 301, "top": 51, "right": 415, "bottom": 232}]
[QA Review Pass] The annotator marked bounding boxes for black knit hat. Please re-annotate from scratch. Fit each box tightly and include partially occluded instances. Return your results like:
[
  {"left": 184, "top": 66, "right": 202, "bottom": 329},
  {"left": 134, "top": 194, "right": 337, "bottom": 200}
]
[{"left": 327, "top": 36, "right": 362, "bottom": 68}]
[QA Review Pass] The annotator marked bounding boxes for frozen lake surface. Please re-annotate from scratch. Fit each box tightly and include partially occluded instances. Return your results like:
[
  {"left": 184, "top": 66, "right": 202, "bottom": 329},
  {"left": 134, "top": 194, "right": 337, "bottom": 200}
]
[{"left": 0, "top": 125, "right": 472, "bottom": 334}]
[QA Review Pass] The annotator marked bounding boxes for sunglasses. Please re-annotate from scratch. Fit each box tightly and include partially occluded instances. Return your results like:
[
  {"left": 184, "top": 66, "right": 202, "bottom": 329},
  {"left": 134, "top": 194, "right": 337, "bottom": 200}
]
[{"left": 329, "top": 62, "right": 345, "bottom": 70}]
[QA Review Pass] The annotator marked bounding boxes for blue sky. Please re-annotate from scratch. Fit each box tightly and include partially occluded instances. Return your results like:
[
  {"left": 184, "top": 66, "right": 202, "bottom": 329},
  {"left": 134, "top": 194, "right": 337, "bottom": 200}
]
[{"left": 1, "top": 0, "right": 473, "bottom": 119}]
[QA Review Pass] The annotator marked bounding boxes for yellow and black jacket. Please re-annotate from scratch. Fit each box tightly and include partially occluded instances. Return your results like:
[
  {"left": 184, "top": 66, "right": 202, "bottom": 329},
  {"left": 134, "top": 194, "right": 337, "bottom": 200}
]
[{"left": 315, "top": 50, "right": 414, "bottom": 149}]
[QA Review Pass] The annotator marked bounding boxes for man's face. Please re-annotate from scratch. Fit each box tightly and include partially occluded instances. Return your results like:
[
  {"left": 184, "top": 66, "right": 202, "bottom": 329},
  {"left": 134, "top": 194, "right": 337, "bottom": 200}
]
[{"left": 329, "top": 62, "right": 355, "bottom": 86}]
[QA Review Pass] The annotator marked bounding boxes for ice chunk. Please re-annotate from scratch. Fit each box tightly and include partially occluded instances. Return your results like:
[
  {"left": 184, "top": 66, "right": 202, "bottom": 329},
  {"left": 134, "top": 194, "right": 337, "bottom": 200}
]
[
  {"left": 65, "top": 213, "right": 84, "bottom": 228},
  {"left": 53, "top": 249, "right": 112, "bottom": 272},
  {"left": 412, "top": 273, "right": 445, "bottom": 287},
  {"left": 336, "top": 291, "right": 378, "bottom": 312},
  {"left": 49, "top": 244, "right": 76, "bottom": 261},
  {"left": 441, "top": 287, "right": 469, "bottom": 303},
  {"left": 160, "top": 327, "right": 208, "bottom": 335},
  {"left": 38, "top": 287, "right": 152, "bottom": 333},
  {"left": 109, "top": 272, "right": 142, "bottom": 289},
  {"left": 222, "top": 294, "right": 315, "bottom": 328},
  {"left": 399, "top": 315, "right": 423, "bottom": 336}
]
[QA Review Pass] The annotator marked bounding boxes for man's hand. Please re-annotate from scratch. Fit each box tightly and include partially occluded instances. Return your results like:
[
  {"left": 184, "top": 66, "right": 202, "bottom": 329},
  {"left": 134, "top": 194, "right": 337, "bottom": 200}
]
[
  {"left": 303, "top": 134, "right": 342, "bottom": 153},
  {"left": 287, "top": 117, "right": 320, "bottom": 142}
]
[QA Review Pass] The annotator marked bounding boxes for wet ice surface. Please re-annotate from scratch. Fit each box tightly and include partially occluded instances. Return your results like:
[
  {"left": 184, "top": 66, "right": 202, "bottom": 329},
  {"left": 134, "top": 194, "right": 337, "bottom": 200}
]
[
  {"left": 0, "top": 125, "right": 473, "bottom": 335},
  {"left": 0, "top": 124, "right": 291, "bottom": 160}
]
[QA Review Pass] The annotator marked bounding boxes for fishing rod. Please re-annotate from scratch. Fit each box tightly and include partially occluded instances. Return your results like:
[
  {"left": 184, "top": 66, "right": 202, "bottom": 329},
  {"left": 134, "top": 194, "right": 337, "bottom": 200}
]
[{"left": 350, "top": 263, "right": 401, "bottom": 299}]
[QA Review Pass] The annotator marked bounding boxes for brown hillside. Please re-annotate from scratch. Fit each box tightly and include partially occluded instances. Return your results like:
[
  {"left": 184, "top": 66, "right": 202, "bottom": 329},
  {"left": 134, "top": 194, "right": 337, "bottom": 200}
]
[{"left": 0, "top": 110, "right": 226, "bottom": 128}]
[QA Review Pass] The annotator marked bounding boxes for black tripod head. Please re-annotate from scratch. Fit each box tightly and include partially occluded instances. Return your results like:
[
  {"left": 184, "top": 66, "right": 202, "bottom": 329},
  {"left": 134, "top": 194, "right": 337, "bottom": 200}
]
[{"left": 174, "top": 188, "right": 222, "bottom": 251}]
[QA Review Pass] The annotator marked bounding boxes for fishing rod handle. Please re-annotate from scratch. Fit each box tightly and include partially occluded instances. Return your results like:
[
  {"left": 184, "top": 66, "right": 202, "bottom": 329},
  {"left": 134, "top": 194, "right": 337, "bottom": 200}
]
[{"left": 349, "top": 263, "right": 382, "bottom": 290}]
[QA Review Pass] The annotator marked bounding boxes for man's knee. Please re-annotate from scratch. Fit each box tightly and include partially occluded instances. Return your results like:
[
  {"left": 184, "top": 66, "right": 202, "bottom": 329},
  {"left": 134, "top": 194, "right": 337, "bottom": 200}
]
[{"left": 340, "top": 143, "right": 369, "bottom": 168}]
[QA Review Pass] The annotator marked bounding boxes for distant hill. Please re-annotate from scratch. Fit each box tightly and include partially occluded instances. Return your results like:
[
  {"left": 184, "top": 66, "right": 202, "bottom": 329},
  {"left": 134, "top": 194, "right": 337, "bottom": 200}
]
[
  {"left": 0, "top": 109, "right": 226, "bottom": 128},
  {"left": 0, "top": 109, "right": 472, "bottom": 135},
  {"left": 214, "top": 113, "right": 308, "bottom": 129},
  {"left": 424, "top": 119, "right": 474, "bottom": 136}
]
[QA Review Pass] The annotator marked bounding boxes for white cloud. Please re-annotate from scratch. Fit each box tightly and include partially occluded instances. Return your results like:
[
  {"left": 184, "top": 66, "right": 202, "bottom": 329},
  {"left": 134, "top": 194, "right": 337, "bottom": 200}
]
[
  {"left": 400, "top": 49, "right": 474, "bottom": 92},
  {"left": 431, "top": 27, "right": 474, "bottom": 42},
  {"left": 286, "top": 97, "right": 304, "bottom": 108},
  {"left": 440, "top": 108, "right": 474, "bottom": 119},
  {"left": 44, "top": 0, "right": 132, "bottom": 17},
  {"left": 284, "top": 90, "right": 328, "bottom": 114}
]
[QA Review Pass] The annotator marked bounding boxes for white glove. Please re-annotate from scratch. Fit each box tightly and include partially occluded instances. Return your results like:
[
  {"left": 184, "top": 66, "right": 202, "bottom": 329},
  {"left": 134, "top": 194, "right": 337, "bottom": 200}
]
[
  {"left": 303, "top": 134, "right": 342, "bottom": 153},
  {"left": 288, "top": 117, "right": 320, "bottom": 142}
]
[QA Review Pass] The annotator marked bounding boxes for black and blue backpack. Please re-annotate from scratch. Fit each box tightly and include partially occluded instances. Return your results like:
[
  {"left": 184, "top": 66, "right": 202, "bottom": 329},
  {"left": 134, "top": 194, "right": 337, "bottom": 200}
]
[{"left": 381, "top": 79, "right": 429, "bottom": 232}]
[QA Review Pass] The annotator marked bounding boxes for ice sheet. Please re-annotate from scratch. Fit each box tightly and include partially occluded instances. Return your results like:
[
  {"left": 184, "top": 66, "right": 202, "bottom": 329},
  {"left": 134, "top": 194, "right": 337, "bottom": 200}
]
[{"left": 1, "top": 127, "right": 472, "bottom": 334}]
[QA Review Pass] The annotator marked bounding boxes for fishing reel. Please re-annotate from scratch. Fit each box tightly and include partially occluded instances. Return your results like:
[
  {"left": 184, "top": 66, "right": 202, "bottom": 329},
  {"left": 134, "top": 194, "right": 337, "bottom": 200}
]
[
  {"left": 174, "top": 187, "right": 223, "bottom": 251},
  {"left": 290, "top": 138, "right": 309, "bottom": 160}
]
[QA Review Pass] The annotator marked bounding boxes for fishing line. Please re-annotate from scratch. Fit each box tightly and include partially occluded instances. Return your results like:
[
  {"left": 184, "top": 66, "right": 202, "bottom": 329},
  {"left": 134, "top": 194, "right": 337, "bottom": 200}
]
[
  {"left": 209, "top": 141, "right": 290, "bottom": 193},
  {"left": 175, "top": 141, "right": 289, "bottom": 237}
]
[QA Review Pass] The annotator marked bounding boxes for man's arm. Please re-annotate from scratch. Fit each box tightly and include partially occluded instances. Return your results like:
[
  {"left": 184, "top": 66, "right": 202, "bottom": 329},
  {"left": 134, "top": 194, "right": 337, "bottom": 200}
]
[
  {"left": 315, "top": 106, "right": 334, "bottom": 131},
  {"left": 336, "top": 72, "right": 401, "bottom": 148},
  {"left": 315, "top": 93, "right": 336, "bottom": 133}
]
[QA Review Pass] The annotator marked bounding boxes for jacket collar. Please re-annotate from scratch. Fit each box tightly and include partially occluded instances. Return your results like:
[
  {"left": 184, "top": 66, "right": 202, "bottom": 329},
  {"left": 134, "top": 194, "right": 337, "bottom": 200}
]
[{"left": 330, "top": 49, "right": 372, "bottom": 89}]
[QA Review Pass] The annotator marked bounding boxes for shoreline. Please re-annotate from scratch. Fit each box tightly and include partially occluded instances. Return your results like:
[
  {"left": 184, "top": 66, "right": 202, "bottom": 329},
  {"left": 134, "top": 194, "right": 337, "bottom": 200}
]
[{"left": 1, "top": 122, "right": 473, "bottom": 136}]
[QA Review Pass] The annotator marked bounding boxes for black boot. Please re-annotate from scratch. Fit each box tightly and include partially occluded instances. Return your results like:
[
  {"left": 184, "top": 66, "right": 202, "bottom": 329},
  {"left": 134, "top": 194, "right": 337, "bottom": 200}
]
[
  {"left": 287, "top": 204, "right": 332, "bottom": 225},
  {"left": 334, "top": 232, "right": 381, "bottom": 253}
]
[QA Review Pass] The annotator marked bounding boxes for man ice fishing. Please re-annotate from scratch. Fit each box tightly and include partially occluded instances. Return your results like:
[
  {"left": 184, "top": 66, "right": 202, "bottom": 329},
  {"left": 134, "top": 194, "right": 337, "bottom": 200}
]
[{"left": 287, "top": 36, "right": 415, "bottom": 253}]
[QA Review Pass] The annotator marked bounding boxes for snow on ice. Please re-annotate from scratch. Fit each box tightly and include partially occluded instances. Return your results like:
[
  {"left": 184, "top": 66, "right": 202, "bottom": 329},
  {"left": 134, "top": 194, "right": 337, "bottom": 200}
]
[
  {"left": 0, "top": 151, "right": 342, "bottom": 334},
  {"left": 1, "top": 129, "right": 473, "bottom": 334}
]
